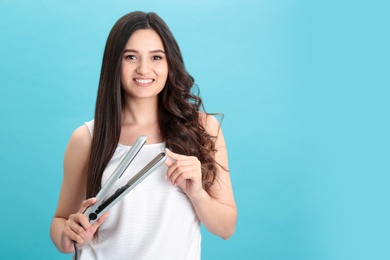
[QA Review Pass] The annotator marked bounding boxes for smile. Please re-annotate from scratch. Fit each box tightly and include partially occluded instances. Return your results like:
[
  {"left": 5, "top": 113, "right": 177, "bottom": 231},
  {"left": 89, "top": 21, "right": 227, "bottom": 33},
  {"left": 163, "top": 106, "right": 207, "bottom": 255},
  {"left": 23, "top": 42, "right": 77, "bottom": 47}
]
[{"left": 134, "top": 78, "right": 154, "bottom": 84}]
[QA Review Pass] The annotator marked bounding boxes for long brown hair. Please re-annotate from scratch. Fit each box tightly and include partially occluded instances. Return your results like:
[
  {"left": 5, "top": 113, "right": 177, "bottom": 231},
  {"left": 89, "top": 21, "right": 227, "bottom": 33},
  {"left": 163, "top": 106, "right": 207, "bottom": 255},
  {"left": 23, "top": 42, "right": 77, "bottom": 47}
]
[{"left": 87, "top": 11, "right": 219, "bottom": 199}]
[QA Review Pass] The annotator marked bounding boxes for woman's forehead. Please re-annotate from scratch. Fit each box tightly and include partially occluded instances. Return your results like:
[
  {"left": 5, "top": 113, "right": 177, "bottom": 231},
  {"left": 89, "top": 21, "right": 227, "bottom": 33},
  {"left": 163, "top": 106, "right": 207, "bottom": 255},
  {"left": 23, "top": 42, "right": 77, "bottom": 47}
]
[{"left": 124, "top": 29, "right": 165, "bottom": 51}]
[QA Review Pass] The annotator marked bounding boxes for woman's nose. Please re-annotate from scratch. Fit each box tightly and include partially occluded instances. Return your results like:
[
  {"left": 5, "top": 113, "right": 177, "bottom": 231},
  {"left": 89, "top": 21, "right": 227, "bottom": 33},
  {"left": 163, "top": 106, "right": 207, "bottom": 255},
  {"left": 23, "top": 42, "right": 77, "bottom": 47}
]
[{"left": 136, "top": 59, "right": 150, "bottom": 75}]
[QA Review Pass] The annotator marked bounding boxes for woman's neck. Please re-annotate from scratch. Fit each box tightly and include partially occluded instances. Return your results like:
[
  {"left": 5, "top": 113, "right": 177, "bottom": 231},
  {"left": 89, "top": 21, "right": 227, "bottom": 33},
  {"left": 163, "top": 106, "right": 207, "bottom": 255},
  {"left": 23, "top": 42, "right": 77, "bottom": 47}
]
[
  {"left": 121, "top": 97, "right": 159, "bottom": 127},
  {"left": 120, "top": 97, "right": 162, "bottom": 145}
]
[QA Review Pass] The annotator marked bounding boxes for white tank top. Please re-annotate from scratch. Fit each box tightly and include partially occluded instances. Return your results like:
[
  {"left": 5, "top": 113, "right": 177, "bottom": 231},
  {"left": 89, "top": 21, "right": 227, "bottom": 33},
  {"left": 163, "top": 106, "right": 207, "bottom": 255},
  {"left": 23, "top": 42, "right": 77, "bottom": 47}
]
[{"left": 79, "top": 120, "right": 201, "bottom": 260}]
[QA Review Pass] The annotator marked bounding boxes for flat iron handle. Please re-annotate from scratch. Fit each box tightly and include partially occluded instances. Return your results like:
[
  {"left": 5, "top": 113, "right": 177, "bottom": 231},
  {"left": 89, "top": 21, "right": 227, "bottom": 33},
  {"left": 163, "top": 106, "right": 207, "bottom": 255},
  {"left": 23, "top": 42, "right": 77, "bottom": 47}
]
[{"left": 87, "top": 152, "right": 167, "bottom": 223}]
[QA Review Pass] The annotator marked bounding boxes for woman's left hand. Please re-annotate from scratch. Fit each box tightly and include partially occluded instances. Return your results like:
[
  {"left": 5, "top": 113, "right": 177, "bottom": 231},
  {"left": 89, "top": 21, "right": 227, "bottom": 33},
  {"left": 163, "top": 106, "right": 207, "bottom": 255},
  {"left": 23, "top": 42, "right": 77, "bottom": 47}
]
[{"left": 164, "top": 148, "right": 203, "bottom": 198}]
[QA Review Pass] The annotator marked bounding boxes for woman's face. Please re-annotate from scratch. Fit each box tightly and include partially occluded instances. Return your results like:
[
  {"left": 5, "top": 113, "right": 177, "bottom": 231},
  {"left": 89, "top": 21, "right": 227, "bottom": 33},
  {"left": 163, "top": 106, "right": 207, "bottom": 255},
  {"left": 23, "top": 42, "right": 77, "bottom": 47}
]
[{"left": 120, "top": 29, "right": 168, "bottom": 101}]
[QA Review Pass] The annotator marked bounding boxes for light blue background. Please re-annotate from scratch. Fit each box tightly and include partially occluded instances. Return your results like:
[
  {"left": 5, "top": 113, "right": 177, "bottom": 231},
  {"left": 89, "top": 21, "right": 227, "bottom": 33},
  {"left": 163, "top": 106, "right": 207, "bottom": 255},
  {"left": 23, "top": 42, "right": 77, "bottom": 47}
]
[{"left": 0, "top": 0, "right": 389, "bottom": 259}]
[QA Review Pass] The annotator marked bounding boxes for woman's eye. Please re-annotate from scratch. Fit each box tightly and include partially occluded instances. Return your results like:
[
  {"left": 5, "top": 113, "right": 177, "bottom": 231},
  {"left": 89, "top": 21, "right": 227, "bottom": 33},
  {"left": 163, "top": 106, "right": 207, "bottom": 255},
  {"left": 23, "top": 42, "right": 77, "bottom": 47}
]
[
  {"left": 152, "top": 56, "right": 163, "bottom": 60},
  {"left": 125, "top": 55, "right": 136, "bottom": 60}
]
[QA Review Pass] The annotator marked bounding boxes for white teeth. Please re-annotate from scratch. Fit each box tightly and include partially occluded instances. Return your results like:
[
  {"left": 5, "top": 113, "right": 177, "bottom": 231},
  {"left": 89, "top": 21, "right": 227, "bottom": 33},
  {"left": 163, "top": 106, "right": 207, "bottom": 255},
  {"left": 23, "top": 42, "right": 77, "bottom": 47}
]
[{"left": 135, "top": 79, "right": 153, "bottom": 84}]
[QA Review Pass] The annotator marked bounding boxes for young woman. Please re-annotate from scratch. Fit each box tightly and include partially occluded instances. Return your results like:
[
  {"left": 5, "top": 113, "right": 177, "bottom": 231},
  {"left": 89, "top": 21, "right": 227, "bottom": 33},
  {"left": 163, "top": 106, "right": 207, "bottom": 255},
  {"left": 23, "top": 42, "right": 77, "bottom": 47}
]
[{"left": 50, "top": 11, "right": 237, "bottom": 259}]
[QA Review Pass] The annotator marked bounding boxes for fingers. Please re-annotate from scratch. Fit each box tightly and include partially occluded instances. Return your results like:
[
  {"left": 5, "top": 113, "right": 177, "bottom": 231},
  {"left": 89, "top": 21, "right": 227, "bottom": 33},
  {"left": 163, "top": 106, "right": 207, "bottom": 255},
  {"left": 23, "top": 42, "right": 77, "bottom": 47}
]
[
  {"left": 63, "top": 213, "right": 89, "bottom": 244},
  {"left": 62, "top": 198, "right": 107, "bottom": 247},
  {"left": 164, "top": 148, "right": 176, "bottom": 167},
  {"left": 79, "top": 197, "right": 97, "bottom": 214},
  {"left": 90, "top": 212, "right": 109, "bottom": 233},
  {"left": 168, "top": 164, "right": 197, "bottom": 186},
  {"left": 165, "top": 148, "right": 190, "bottom": 162},
  {"left": 77, "top": 197, "right": 97, "bottom": 231},
  {"left": 165, "top": 148, "right": 201, "bottom": 185}
]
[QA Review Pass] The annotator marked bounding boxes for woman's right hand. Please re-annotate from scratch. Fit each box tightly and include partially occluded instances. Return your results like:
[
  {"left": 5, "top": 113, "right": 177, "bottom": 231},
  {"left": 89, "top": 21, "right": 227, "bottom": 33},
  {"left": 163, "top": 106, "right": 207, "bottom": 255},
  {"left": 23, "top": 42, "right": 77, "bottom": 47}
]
[{"left": 60, "top": 198, "right": 109, "bottom": 252}]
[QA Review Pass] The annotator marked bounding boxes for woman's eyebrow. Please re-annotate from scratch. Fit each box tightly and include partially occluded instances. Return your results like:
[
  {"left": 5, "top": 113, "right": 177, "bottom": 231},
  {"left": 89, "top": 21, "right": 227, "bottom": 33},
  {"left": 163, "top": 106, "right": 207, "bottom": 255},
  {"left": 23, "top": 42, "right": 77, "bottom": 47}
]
[
  {"left": 150, "top": 49, "right": 165, "bottom": 54},
  {"left": 123, "top": 49, "right": 165, "bottom": 53},
  {"left": 123, "top": 49, "right": 137, "bottom": 53}
]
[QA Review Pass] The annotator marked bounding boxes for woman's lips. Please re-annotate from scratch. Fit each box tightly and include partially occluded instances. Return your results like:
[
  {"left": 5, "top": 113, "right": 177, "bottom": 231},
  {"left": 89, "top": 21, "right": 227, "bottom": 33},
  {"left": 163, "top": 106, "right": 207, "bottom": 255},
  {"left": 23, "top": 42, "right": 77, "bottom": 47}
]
[{"left": 134, "top": 78, "right": 154, "bottom": 86}]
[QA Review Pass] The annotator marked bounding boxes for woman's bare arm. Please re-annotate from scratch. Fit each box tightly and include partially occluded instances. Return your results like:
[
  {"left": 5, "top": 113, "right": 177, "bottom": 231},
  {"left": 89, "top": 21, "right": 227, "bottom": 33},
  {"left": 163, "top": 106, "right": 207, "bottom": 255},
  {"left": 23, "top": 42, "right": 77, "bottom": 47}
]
[
  {"left": 165, "top": 114, "right": 237, "bottom": 239},
  {"left": 50, "top": 125, "right": 98, "bottom": 253}
]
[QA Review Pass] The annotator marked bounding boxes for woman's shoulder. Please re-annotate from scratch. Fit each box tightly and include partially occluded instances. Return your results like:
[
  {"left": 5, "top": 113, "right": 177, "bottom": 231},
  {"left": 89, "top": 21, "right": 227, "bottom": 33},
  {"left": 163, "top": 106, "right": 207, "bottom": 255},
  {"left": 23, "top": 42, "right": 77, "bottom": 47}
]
[
  {"left": 67, "top": 123, "right": 93, "bottom": 153},
  {"left": 84, "top": 119, "right": 94, "bottom": 137},
  {"left": 199, "top": 112, "right": 221, "bottom": 136}
]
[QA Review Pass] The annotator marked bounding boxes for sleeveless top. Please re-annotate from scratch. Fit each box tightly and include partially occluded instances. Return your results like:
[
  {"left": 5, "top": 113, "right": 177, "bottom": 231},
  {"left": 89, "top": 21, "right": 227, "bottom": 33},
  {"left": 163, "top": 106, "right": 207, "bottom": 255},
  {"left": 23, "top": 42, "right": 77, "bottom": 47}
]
[{"left": 79, "top": 120, "right": 201, "bottom": 260}]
